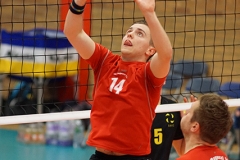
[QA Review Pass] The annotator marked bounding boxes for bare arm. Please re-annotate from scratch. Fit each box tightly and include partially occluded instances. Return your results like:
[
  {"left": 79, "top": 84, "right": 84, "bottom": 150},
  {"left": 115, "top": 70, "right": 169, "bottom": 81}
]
[
  {"left": 64, "top": 0, "right": 95, "bottom": 60},
  {"left": 172, "top": 139, "right": 185, "bottom": 156},
  {"left": 135, "top": 0, "right": 173, "bottom": 78}
]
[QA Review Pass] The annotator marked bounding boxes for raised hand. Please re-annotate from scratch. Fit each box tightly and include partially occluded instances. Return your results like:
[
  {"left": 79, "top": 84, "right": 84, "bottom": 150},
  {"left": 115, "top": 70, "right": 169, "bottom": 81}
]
[
  {"left": 134, "top": 0, "right": 155, "bottom": 14},
  {"left": 183, "top": 95, "right": 197, "bottom": 103},
  {"left": 181, "top": 95, "right": 198, "bottom": 117}
]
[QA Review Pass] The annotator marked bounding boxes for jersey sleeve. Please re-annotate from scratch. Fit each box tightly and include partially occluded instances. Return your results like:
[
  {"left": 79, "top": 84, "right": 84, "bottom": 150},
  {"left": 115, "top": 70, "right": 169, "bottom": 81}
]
[
  {"left": 145, "top": 62, "right": 166, "bottom": 87},
  {"left": 85, "top": 43, "right": 110, "bottom": 70}
]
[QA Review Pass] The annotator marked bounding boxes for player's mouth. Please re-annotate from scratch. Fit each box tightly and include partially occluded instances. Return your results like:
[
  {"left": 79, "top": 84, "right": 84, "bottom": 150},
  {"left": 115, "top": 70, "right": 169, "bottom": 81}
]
[{"left": 124, "top": 40, "right": 132, "bottom": 46}]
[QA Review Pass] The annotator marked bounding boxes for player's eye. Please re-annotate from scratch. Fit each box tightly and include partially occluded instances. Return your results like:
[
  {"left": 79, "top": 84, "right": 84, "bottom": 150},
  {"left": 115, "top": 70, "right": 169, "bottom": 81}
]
[{"left": 137, "top": 32, "right": 143, "bottom": 37}]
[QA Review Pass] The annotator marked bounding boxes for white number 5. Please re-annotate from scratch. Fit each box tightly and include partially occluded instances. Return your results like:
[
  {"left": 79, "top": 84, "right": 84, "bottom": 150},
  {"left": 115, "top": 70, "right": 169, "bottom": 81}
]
[{"left": 109, "top": 78, "right": 126, "bottom": 94}]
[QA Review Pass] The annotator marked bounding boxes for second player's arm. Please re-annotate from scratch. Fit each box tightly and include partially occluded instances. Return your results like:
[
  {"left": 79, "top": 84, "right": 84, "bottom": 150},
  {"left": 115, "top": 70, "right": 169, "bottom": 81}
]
[{"left": 173, "top": 139, "right": 185, "bottom": 156}]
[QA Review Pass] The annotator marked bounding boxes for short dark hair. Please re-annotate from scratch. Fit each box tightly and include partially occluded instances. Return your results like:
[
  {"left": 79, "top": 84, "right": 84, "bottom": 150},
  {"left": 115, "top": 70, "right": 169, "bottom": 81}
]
[
  {"left": 133, "top": 19, "right": 148, "bottom": 26},
  {"left": 191, "top": 94, "right": 233, "bottom": 144}
]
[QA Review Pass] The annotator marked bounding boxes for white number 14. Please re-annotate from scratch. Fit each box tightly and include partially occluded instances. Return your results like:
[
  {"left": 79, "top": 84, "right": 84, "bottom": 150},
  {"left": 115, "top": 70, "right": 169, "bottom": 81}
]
[{"left": 109, "top": 78, "right": 126, "bottom": 94}]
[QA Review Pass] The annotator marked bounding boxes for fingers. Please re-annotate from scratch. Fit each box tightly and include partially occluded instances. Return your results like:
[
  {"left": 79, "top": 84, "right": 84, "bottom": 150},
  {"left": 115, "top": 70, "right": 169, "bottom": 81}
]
[
  {"left": 183, "top": 97, "right": 188, "bottom": 103},
  {"left": 183, "top": 95, "right": 198, "bottom": 103},
  {"left": 190, "top": 95, "right": 197, "bottom": 102},
  {"left": 134, "top": 0, "right": 155, "bottom": 13}
]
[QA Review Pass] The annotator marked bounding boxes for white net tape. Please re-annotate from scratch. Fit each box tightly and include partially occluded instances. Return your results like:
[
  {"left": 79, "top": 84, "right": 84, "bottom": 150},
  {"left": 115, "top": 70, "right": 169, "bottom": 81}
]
[{"left": 0, "top": 99, "right": 239, "bottom": 125}]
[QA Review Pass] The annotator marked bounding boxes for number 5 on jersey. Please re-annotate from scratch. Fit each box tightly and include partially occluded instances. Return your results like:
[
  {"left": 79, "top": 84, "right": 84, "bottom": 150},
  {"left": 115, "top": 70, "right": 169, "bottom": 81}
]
[{"left": 154, "top": 128, "right": 163, "bottom": 145}]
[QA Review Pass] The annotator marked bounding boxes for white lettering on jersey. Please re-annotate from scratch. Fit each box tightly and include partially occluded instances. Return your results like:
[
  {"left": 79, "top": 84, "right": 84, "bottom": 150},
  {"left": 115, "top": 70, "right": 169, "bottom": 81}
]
[
  {"left": 210, "top": 156, "right": 228, "bottom": 160},
  {"left": 113, "top": 72, "right": 128, "bottom": 78}
]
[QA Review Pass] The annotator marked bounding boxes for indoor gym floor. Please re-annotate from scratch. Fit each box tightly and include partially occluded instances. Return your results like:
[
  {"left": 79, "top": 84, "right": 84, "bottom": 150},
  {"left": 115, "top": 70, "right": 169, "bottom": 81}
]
[{"left": 0, "top": 128, "right": 95, "bottom": 160}]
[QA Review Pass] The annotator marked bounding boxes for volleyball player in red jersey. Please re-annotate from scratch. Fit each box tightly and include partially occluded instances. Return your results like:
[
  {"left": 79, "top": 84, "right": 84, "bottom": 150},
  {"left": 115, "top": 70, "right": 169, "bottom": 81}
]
[
  {"left": 64, "top": 0, "right": 172, "bottom": 159},
  {"left": 177, "top": 94, "right": 232, "bottom": 160}
]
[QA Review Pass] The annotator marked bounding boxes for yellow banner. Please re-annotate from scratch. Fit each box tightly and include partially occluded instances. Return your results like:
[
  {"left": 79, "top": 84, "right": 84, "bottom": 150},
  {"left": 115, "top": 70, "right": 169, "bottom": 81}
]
[{"left": 0, "top": 59, "right": 79, "bottom": 78}]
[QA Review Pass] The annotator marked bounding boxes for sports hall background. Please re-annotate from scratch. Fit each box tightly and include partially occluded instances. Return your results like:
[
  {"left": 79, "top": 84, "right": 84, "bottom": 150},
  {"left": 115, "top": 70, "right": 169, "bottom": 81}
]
[{"left": 0, "top": 0, "right": 240, "bottom": 160}]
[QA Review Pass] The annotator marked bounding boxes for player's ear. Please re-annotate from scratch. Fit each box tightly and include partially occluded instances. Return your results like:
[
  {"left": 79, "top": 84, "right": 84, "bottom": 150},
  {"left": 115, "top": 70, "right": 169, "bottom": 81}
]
[
  {"left": 146, "top": 46, "right": 156, "bottom": 56},
  {"left": 146, "top": 46, "right": 156, "bottom": 62},
  {"left": 191, "top": 122, "right": 200, "bottom": 132},
  {"left": 148, "top": 46, "right": 156, "bottom": 55}
]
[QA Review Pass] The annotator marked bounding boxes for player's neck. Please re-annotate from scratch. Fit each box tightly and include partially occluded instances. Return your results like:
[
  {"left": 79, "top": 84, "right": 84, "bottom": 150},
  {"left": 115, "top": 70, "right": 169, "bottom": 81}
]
[
  {"left": 121, "top": 54, "right": 147, "bottom": 62},
  {"left": 184, "top": 136, "right": 207, "bottom": 153}
]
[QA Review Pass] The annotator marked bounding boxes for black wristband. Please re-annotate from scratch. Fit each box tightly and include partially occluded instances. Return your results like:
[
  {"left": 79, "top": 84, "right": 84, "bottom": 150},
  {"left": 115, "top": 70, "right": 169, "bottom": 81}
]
[{"left": 69, "top": 0, "right": 86, "bottom": 15}]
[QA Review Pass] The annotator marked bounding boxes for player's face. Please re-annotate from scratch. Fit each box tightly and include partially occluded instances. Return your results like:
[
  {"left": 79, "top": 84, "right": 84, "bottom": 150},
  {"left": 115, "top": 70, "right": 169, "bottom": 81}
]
[
  {"left": 121, "top": 23, "right": 152, "bottom": 61},
  {"left": 180, "top": 101, "right": 200, "bottom": 134}
]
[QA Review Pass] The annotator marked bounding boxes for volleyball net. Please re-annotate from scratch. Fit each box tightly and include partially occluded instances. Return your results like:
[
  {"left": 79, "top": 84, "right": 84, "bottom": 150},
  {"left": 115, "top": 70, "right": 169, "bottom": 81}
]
[{"left": 0, "top": 0, "right": 240, "bottom": 125}]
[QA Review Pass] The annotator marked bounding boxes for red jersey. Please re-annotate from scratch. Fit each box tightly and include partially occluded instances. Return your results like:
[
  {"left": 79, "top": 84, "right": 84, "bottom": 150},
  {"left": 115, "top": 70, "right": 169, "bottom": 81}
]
[
  {"left": 86, "top": 43, "right": 166, "bottom": 155},
  {"left": 176, "top": 145, "right": 229, "bottom": 160}
]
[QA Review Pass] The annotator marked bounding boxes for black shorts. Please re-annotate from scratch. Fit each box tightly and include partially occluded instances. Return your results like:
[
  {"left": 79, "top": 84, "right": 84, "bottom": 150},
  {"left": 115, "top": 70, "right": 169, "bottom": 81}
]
[{"left": 89, "top": 151, "right": 151, "bottom": 160}]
